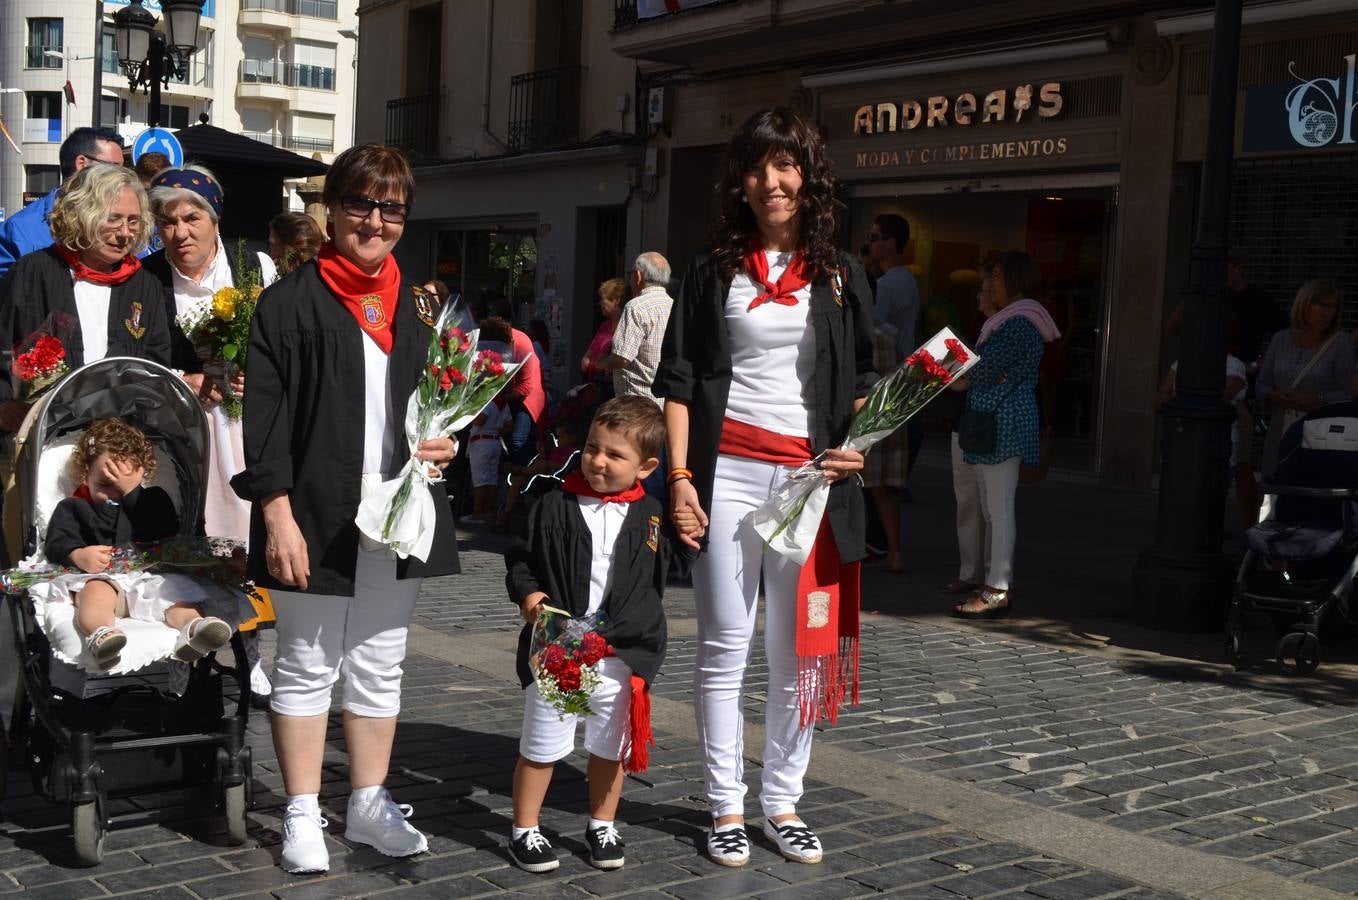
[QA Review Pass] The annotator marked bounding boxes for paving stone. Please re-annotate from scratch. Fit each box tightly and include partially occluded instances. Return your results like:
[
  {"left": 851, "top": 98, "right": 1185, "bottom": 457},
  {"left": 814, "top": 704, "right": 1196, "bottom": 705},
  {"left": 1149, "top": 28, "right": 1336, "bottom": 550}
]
[{"left": 1023, "top": 872, "right": 1140, "bottom": 899}]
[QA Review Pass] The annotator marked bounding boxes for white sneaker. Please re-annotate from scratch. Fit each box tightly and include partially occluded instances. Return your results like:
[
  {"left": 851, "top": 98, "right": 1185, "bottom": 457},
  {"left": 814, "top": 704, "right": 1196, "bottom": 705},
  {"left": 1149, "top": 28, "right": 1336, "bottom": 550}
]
[
  {"left": 280, "top": 807, "right": 330, "bottom": 873},
  {"left": 763, "top": 819, "right": 823, "bottom": 864},
  {"left": 174, "top": 617, "right": 232, "bottom": 662},
  {"left": 344, "top": 788, "right": 428, "bottom": 857}
]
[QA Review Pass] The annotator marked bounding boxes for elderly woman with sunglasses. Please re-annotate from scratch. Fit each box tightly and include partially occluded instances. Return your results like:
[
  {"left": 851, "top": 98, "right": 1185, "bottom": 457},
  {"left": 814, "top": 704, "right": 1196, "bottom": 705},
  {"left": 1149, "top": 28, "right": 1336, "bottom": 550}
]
[
  {"left": 0, "top": 164, "right": 172, "bottom": 433},
  {"left": 231, "top": 145, "right": 459, "bottom": 875}
]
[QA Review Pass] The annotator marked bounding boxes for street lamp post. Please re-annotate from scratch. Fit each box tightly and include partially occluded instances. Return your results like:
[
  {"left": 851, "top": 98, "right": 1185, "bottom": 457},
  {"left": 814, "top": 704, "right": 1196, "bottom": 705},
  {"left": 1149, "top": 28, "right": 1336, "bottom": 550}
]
[
  {"left": 1132, "top": 0, "right": 1246, "bottom": 632},
  {"left": 112, "top": 0, "right": 203, "bottom": 130}
]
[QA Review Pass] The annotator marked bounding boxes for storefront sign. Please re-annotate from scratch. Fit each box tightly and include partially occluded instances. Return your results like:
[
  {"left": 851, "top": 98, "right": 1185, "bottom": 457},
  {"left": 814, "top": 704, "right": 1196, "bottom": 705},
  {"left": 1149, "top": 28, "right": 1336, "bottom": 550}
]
[
  {"left": 1243, "top": 55, "right": 1357, "bottom": 152},
  {"left": 853, "top": 136, "right": 1070, "bottom": 169},
  {"left": 853, "top": 83, "right": 1063, "bottom": 135}
]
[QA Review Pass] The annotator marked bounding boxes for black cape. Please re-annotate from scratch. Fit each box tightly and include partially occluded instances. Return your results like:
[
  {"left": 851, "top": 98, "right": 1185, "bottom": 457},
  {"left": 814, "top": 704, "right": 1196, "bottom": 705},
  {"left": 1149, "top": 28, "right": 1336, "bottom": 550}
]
[
  {"left": 0, "top": 247, "right": 173, "bottom": 404},
  {"left": 230, "top": 261, "right": 459, "bottom": 594},
  {"left": 653, "top": 248, "right": 878, "bottom": 563},
  {"left": 505, "top": 490, "right": 670, "bottom": 688},
  {"left": 45, "top": 485, "right": 180, "bottom": 566}
]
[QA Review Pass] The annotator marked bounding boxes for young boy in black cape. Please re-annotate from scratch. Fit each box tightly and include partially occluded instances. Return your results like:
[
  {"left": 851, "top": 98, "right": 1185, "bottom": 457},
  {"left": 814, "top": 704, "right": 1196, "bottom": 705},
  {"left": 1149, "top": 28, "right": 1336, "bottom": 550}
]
[{"left": 504, "top": 395, "right": 696, "bottom": 873}]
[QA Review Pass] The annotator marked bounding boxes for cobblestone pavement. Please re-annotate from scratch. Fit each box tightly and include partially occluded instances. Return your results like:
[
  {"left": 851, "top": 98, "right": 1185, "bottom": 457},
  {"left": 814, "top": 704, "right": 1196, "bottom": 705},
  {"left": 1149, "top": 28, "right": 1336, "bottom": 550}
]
[{"left": 2, "top": 540, "right": 1357, "bottom": 898}]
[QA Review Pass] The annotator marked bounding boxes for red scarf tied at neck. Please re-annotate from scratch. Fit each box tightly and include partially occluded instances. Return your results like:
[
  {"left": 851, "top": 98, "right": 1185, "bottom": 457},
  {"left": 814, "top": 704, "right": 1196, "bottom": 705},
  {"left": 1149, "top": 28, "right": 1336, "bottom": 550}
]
[
  {"left": 743, "top": 241, "right": 810, "bottom": 311},
  {"left": 561, "top": 469, "right": 645, "bottom": 504},
  {"left": 314, "top": 241, "right": 401, "bottom": 353},
  {"left": 57, "top": 245, "right": 141, "bottom": 286}
]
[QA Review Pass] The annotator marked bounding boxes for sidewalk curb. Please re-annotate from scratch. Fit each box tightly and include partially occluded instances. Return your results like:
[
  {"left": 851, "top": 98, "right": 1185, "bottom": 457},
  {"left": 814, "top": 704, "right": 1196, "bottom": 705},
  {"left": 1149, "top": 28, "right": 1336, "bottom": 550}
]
[{"left": 404, "top": 623, "right": 1345, "bottom": 899}]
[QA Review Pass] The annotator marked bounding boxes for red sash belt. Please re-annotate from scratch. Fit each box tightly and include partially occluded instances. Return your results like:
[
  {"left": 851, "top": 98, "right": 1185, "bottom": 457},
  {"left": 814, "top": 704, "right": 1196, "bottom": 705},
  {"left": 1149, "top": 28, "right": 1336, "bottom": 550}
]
[{"left": 717, "top": 417, "right": 860, "bottom": 727}]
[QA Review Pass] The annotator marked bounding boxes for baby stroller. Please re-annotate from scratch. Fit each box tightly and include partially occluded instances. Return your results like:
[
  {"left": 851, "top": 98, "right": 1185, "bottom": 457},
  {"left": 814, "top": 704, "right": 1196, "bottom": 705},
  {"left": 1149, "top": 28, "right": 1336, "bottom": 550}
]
[
  {"left": 1226, "top": 400, "right": 1358, "bottom": 675},
  {"left": 0, "top": 357, "right": 255, "bottom": 865}
]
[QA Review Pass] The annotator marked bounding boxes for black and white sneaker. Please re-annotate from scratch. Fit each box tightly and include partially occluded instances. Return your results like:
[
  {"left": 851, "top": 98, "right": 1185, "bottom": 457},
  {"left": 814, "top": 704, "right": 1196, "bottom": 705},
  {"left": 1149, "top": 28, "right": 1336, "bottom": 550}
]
[
  {"left": 508, "top": 828, "right": 559, "bottom": 873},
  {"left": 764, "top": 819, "right": 822, "bottom": 864},
  {"left": 585, "top": 824, "right": 625, "bottom": 869},
  {"left": 706, "top": 824, "right": 750, "bottom": 867}
]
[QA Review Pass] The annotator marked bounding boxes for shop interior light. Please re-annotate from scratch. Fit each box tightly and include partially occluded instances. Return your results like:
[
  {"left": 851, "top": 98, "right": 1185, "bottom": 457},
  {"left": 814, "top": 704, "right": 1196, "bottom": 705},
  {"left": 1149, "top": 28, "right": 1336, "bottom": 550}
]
[
  {"left": 1155, "top": 0, "right": 1358, "bottom": 36},
  {"left": 801, "top": 36, "right": 1113, "bottom": 89}
]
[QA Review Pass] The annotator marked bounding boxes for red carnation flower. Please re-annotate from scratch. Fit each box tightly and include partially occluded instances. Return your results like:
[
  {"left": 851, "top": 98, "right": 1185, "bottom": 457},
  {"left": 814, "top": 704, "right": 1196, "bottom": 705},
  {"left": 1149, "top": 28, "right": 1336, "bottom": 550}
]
[
  {"left": 446, "top": 328, "right": 471, "bottom": 352},
  {"left": 541, "top": 644, "right": 567, "bottom": 675},
  {"left": 944, "top": 337, "right": 969, "bottom": 364},
  {"left": 439, "top": 370, "right": 453, "bottom": 391},
  {"left": 578, "top": 631, "right": 608, "bottom": 666},
  {"left": 556, "top": 660, "right": 582, "bottom": 692},
  {"left": 429, "top": 364, "right": 440, "bottom": 378},
  {"left": 445, "top": 366, "right": 466, "bottom": 385}
]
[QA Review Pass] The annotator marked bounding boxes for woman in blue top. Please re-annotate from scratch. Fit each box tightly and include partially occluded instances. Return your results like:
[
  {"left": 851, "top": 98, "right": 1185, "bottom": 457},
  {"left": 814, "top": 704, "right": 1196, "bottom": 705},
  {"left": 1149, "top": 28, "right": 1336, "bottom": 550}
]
[{"left": 951, "top": 250, "right": 1059, "bottom": 619}]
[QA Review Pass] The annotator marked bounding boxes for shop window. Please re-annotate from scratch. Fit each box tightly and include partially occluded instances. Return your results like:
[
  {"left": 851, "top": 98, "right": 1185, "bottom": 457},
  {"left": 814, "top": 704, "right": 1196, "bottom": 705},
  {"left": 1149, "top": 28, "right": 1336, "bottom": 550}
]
[{"left": 434, "top": 228, "right": 538, "bottom": 321}]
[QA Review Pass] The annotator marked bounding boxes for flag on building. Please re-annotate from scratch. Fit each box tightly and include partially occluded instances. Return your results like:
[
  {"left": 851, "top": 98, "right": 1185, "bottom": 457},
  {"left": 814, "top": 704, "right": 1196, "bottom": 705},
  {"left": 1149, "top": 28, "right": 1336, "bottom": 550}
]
[{"left": 64, "top": 80, "right": 76, "bottom": 106}]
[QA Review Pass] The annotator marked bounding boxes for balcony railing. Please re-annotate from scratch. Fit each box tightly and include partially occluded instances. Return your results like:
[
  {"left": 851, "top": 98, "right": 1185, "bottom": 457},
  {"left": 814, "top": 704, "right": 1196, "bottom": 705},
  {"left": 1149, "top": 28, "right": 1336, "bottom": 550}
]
[
  {"left": 386, "top": 95, "right": 437, "bottom": 159},
  {"left": 286, "top": 135, "right": 333, "bottom": 152},
  {"left": 240, "top": 0, "right": 338, "bottom": 20},
  {"left": 25, "top": 45, "right": 63, "bottom": 69},
  {"left": 242, "top": 130, "right": 283, "bottom": 146},
  {"left": 507, "top": 66, "right": 582, "bottom": 152},
  {"left": 239, "top": 60, "right": 335, "bottom": 91}
]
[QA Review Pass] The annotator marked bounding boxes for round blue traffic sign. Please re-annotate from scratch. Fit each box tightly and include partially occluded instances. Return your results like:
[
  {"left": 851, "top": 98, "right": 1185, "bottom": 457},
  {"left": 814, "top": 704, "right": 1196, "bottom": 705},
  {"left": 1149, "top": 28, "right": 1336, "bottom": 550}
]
[{"left": 132, "top": 128, "right": 184, "bottom": 167}]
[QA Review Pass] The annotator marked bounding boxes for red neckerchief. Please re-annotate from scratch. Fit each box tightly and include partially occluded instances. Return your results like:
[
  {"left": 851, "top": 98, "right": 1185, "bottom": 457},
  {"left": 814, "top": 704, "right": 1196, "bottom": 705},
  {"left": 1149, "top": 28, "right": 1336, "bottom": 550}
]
[
  {"left": 56, "top": 245, "right": 142, "bottom": 286},
  {"left": 314, "top": 241, "right": 401, "bottom": 353},
  {"left": 73, "top": 484, "right": 95, "bottom": 503},
  {"left": 562, "top": 469, "right": 644, "bottom": 504},
  {"left": 744, "top": 240, "right": 810, "bottom": 311}
]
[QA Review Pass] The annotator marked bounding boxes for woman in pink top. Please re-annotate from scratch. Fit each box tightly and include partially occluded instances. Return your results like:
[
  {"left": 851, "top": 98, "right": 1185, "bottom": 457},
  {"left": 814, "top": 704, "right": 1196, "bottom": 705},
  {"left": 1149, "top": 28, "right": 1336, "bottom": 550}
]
[
  {"left": 581, "top": 277, "right": 627, "bottom": 389},
  {"left": 480, "top": 316, "right": 544, "bottom": 466}
]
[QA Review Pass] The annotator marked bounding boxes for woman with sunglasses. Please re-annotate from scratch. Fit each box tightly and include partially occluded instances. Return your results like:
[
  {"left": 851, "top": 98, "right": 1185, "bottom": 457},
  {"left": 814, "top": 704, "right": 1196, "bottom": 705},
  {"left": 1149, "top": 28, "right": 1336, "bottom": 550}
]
[
  {"left": 0, "top": 164, "right": 172, "bottom": 434},
  {"left": 232, "top": 145, "right": 459, "bottom": 875}
]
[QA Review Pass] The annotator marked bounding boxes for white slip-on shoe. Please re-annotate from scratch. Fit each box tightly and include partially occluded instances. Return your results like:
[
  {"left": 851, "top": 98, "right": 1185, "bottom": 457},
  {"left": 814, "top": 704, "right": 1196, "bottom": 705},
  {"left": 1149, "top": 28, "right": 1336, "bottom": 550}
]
[
  {"left": 174, "top": 617, "right": 232, "bottom": 662},
  {"left": 344, "top": 788, "right": 429, "bottom": 857},
  {"left": 280, "top": 807, "right": 330, "bottom": 873},
  {"left": 706, "top": 824, "right": 751, "bottom": 867},
  {"left": 764, "top": 819, "right": 823, "bottom": 864}
]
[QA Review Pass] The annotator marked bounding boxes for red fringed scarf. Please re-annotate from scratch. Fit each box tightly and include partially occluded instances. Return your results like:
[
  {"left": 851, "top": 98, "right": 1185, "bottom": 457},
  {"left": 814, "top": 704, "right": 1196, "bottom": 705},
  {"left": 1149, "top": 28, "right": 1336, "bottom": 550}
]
[
  {"left": 720, "top": 417, "right": 861, "bottom": 726},
  {"left": 743, "top": 242, "right": 810, "bottom": 311},
  {"left": 57, "top": 245, "right": 141, "bottom": 286},
  {"left": 561, "top": 468, "right": 653, "bottom": 769},
  {"left": 314, "top": 242, "right": 401, "bottom": 353}
]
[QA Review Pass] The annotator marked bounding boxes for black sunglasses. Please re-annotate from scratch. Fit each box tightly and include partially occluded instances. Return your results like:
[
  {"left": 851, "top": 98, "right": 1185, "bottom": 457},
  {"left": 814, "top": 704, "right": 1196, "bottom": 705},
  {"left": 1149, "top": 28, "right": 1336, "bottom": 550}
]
[{"left": 341, "top": 195, "right": 409, "bottom": 224}]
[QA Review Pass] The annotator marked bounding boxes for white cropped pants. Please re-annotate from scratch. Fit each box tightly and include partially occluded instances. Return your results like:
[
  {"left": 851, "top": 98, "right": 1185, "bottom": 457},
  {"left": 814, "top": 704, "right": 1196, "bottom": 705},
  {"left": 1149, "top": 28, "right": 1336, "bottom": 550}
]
[
  {"left": 270, "top": 549, "right": 420, "bottom": 718},
  {"left": 952, "top": 431, "right": 1021, "bottom": 591},
  {"left": 693, "top": 453, "right": 814, "bottom": 820}
]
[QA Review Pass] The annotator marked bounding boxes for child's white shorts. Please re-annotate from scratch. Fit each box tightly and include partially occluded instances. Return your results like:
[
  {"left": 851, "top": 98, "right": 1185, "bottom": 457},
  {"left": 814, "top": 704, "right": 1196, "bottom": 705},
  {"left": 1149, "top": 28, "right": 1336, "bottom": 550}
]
[{"left": 519, "top": 655, "right": 632, "bottom": 763}]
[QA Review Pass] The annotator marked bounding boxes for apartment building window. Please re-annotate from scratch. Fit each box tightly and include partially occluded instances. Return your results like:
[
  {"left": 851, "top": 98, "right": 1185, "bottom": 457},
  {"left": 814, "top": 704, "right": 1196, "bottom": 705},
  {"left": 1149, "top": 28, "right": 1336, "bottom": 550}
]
[
  {"left": 159, "top": 104, "right": 191, "bottom": 129},
  {"left": 241, "top": 107, "right": 278, "bottom": 145},
  {"left": 242, "top": 35, "right": 277, "bottom": 83},
  {"left": 288, "top": 112, "right": 334, "bottom": 152},
  {"left": 25, "top": 165, "right": 61, "bottom": 196},
  {"left": 26, "top": 19, "right": 64, "bottom": 69},
  {"left": 24, "top": 92, "right": 62, "bottom": 144},
  {"left": 290, "top": 41, "right": 336, "bottom": 91},
  {"left": 240, "top": 0, "right": 338, "bottom": 19},
  {"left": 172, "top": 33, "right": 213, "bottom": 86},
  {"left": 100, "top": 26, "right": 119, "bottom": 75},
  {"left": 101, "top": 96, "right": 127, "bottom": 127}
]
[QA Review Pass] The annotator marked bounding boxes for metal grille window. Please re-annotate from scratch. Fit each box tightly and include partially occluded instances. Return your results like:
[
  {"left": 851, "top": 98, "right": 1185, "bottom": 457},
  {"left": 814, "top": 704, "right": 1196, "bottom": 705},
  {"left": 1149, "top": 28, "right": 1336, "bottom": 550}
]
[
  {"left": 508, "top": 66, "right": 583, "bottom": 152},
  {"left": 1231, "top": 155, "right": 1358, "bottom": 325}
]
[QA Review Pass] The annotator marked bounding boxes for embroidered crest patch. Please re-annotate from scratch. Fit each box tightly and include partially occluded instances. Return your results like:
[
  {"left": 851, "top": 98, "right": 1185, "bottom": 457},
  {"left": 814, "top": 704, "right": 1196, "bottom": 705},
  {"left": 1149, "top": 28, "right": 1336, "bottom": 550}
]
[
  {"left": 412, "top": 286, "right": 438, "bottom": 326},
  {"left": 360, "top": 294, "right": 386, "bottom": 329},
  {"left": 647, "top": 515, "right": 661, "bottom": 552},
  {"left": 806, "top": 590, "right": 832, "bottom": 628},
  {"left": 124, "top": 302, "right": 146, "bottom": 339}
]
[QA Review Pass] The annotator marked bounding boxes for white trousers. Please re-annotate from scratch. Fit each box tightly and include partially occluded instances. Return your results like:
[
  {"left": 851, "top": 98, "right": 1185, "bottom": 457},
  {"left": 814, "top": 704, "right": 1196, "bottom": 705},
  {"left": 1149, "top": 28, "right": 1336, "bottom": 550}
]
[
  {"left": 270, "top": 549, "right": 420, "bottom": 718},
  {"left": 519, "top": 655, "right": 632, "bottom": 764},
  {"left": 975, "top": 454, "right": 1021, "bottom": 590},
  {"left": 693, "top": 453, "right": 813, "bottom": 820},
  {"left": 951, "top": 432, "right": 987, "bottom": 583}
]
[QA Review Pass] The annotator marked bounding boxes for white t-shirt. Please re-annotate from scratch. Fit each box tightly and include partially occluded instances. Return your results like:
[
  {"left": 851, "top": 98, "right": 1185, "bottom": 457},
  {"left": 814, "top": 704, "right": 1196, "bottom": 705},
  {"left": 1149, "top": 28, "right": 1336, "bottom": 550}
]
[
  {"left": 361, "top": 332, "right": 395, "bottom": 476},
  {"left": 471, "top": 401, "right": 511, "bottom": 439},
  {"left": 576, "top": 496, "right": 628, "bottom": 617},
  {"left": 723, "top": 250, "right": 814, "bottom": 437},
  {"left": 71, "top": 279, "right": 112, "bottom": 363}
]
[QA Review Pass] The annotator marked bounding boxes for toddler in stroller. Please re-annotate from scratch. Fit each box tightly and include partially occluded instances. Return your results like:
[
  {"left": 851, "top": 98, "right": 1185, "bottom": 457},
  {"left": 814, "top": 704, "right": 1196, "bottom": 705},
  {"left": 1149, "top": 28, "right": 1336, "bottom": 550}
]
[
  {"left": 1227, "top": 400, "right": 1358, "bottom": 675},
  {"left": 44, "top": 417, "right": 232, "bottom": 672}
]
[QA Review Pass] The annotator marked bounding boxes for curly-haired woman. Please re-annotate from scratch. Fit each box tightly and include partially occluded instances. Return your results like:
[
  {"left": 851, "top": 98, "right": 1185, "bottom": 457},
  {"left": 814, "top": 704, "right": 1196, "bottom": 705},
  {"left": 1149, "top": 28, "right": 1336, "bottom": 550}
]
[
  {"left": 0, "top": 164, "right": 172, "bottom": 432},
  {"left": 654, "top": 108, "right": 876, "bottom": 867}
]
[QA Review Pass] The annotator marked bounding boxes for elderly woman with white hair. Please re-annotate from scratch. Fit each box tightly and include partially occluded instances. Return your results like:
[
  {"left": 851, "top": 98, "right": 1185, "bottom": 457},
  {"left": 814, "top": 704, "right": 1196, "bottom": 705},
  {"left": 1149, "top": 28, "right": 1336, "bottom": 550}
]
[
  {"left": 0, "top": 164, "right": 172, "bottom": 433},
  {"left": 143, "top": 166, "right": 276, "bottom": 541}
]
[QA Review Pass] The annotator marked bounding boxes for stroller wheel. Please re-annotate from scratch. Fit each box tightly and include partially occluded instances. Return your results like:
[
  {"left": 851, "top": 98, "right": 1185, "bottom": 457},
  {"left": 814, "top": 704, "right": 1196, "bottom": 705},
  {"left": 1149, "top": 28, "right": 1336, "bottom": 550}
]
[
  {"left": 1275, "top": 631, "right": 1321, "bottom": 676},
  {"left": 1225, "top": 628, "right": 1244, "bottom": 668},
  {"left": 224, "top": 782, "right": 248, "bottom": 845},
  {"left": 71, "top": 796, "right": 104, "bottom": 867}
]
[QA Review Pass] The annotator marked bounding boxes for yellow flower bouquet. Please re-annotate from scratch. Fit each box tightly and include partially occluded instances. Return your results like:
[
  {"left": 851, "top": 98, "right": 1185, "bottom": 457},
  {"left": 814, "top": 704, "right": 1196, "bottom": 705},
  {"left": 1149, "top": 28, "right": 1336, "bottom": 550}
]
[{"left": 176, "top": 240, "right": 265, "bottom": 419}]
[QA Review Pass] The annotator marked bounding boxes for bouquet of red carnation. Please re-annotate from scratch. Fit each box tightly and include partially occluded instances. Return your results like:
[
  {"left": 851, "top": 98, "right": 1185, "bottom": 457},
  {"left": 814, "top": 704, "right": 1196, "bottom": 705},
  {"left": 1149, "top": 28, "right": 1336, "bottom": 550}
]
[
  {"left": 355, "top": 297, "right": 523, "bottom": 561},
  {"left": 529, "top": 605, "right": 614, "bottom": 718},
  {"left": 12, "top": 313, "right": 76, "bottom": 405},
  {"left": 753, "top": 327, "right": 978, "bottom": 564}
]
